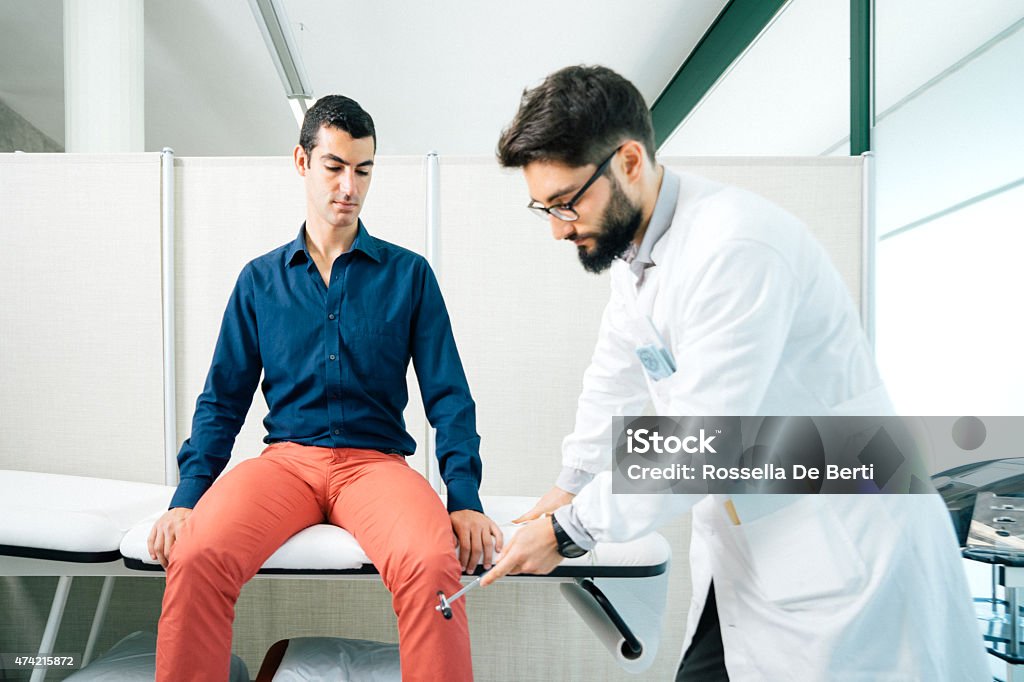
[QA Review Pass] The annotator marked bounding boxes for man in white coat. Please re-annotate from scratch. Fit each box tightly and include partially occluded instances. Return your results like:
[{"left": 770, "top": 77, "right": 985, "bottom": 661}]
[{"left": 480, "top": 65, "right": 988, "bottom": 681}]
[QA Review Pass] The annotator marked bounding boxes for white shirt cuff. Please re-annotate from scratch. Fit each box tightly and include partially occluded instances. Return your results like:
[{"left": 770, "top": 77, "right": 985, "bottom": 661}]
[
  {"left": 553, "top": 504, "right": 596, "bottom": 551},
  {"left": 555, "top": 466, "right": 595, "bottom": 495}
]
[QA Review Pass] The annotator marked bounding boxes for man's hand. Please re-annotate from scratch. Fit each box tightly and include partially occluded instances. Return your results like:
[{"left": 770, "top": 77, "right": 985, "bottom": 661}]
[
  {"left": 450, "top": 509, "right": 504, "bottom": 574},
  {"left": 147, "top": 507, "right": 192, "bottom": 568},
  {"left": 480, "top": 516, "right": 563, "bottom": 587},
  {"left": 511, "top": 486, "right": 575, "bottom": 524}
]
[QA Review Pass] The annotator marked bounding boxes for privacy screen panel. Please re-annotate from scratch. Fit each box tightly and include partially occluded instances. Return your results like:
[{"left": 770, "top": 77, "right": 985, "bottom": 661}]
[
  {"left": 662, "top": 156, "right": 865, "bottom": 311},
  {"left": 0, "top": 153, "right": 165, "bottom": 482}
]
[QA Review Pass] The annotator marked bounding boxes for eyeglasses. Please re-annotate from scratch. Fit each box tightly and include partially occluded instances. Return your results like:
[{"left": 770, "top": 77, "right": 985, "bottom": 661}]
[{"left": 527, "top": 145, "right": 622, "bottom": 222}]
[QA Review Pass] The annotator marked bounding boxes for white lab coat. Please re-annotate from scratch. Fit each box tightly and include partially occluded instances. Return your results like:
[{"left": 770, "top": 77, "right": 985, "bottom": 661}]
[{"left": 564, "top": 172, "right": 989, "bottom": 680}]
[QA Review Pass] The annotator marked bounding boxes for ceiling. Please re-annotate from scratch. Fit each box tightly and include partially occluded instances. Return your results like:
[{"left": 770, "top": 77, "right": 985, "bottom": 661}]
[
  {"left": 0, "top": 0, "right": 726, "bottom": 156},
  {"left": 4, "top": 1, "right": 1019, "bottom": 158}
]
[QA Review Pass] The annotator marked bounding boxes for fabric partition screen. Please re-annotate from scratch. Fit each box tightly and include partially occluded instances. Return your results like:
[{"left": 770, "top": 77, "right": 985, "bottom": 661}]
[
  {"left": 172, "top": 157, "right": 430, "bottom": 476},
  {"left": 0, "top": 152, "right": 865, "bottom": 492},
  {"left": 661, "top": 156, "right": 867, "bottom": 314},
  {"left": 436, "top": 158, "right": 611, "bottom": 496},
  {"left": 0, "top": 153, "right": 165, "bottom": 482}
]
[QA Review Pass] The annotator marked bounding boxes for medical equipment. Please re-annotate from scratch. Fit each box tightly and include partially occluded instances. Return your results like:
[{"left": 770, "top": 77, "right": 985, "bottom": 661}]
[
  {"left": 934, "top": 456, "right": 1024, "bottom": 681},
  {"left": 435, "top": 569, "right": 490, "bottom": 619}
]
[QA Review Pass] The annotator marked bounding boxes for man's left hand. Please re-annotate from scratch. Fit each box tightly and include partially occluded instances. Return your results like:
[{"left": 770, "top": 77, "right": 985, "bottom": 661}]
[
  {"left": 450, "top": 509, "right": 504, "bottom": 574},
  {"left": 479, "top": 516, "right": 563, "bottom": 587}
]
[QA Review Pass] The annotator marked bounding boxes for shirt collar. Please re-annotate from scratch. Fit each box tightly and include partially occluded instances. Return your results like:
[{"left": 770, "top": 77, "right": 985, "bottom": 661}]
[
  {"left": 626, "top": 166, "right": 679, "bottom": 279},
  {"left": 286, "top": 220, "right": 382, "bottom": 267}
]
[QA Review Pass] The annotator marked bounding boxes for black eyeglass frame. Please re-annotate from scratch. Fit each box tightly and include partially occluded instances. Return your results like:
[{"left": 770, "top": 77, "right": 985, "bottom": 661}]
[{"left": 527, "top": 145, "right": 623, "bottom": 222}]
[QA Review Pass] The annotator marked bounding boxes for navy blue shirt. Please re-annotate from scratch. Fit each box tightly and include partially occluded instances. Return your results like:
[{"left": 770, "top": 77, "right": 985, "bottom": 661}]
[{"left": 171, "top": 222, "right": 483, "bottom": 513}]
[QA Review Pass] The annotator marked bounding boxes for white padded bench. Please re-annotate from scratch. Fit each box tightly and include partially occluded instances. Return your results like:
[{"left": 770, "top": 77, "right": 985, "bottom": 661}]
[
  {"left": 119, "top": 494, "right": 670, "bottom": 579},
  {"left": 0, "top": 471, "right": 174, "bottom": 564},
  {"left": 1, "top": 470, "right": 671, "bottom": 679}
]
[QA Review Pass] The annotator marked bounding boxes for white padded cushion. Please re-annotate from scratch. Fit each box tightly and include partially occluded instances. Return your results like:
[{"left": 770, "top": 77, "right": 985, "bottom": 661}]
[
  {"left": 64, "top": 631, "right": 248, "bottom": 681},
  {"left": 0, "top": 471, "right": 174, "bottom": 555},
  {"left": 262, "top": 524, "right": 372, "bottom": 570},
  {"left": 119, "top": 518, "right": 374, "bottom": 570},
  {"left": 120, "top": 495, "right": 670, "bottom": 572},
  {"left": 269, "top": 637, "right": 400, "bottom": 681}
]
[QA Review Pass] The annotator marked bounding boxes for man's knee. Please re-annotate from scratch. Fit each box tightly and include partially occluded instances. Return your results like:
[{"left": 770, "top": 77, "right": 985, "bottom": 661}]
[
  {"left": 168, "top": 532, "right": 248, "bottom": 588},
  {"left": 388, "top": 545, "right": 461, "bottom": 591}
]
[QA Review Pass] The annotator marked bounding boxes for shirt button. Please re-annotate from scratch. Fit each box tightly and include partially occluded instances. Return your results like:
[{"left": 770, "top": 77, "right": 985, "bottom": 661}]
[
  {"left": 333, "top": 429, "right": 341, "bottom": 435},
  {"left": 329, "top": 354, "right": 336, "bottom": 361},
  {"left": 328, "top": 313, "right": 335, "bottom": 320}
]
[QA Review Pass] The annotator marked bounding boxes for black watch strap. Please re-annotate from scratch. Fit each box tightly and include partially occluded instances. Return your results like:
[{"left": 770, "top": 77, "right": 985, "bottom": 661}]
[{"left": 551, "top": 513, "right": 587, "bottom": 558}]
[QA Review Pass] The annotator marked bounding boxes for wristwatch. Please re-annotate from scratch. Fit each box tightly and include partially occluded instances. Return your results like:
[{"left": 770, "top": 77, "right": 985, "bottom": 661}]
[{"left": 551, "top": 513, "right": 587, "bottom": 558}]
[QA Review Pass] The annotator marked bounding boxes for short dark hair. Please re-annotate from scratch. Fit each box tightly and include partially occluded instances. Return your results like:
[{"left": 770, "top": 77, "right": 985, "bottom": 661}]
[
  {"left": 497, "top": 65, "right": 655, "bottom": 169},
  {"left": 299, "top": 95, "right": 376, "bottom": 156}
]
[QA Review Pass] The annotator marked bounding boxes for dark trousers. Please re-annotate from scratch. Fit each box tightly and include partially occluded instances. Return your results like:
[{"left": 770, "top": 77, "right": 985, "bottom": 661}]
[{"left": 676, "top": 583, "right": 729, "bottom": 681}]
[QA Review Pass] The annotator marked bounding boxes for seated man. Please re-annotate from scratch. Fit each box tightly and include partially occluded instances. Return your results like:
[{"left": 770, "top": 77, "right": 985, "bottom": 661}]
[{"left": 147, "top": 95, "right": 500, "bottom": 682}]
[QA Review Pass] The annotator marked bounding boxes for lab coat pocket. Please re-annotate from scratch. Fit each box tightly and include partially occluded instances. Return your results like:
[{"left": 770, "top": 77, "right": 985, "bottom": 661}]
[
  {"left": 647, "top": 372, "right": 678, "bottom": 412},
  {"left": 730, "top": 497, "right": 867, "bottom": 609},
  {"left": 634, "top": 315, "right": 676, "bottom": 382}
]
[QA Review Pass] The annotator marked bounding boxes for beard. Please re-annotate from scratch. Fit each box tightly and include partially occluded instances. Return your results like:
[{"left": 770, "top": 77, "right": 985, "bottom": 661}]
[{"left": 577, "top": 177, "right": 643, "bottom": 274}]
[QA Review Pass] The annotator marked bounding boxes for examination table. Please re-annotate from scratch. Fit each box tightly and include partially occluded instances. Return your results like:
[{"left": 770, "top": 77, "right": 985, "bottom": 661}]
[{"left": 0, "top": 469, "right": 671, "bottom": 680}]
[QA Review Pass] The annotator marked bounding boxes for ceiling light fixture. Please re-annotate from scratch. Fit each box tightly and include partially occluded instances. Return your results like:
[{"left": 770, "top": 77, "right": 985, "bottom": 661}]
[{"left": 247, "top": 0, "right": 312, "bottom": 125}]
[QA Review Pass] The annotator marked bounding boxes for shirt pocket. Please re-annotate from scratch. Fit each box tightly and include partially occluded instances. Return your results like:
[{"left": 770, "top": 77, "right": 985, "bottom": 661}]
[
  {"left": 350, "top": 318, "right": 406, "bottom": 340},
  {"left": 726, "top": 496, "right": 867, "bottom": 609},
  {"left": 345, "top": 319, "right": 411, "bottom": 383}
]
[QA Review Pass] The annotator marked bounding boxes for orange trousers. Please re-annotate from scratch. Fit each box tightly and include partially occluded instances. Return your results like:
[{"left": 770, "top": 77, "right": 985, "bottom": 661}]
[{"left": 156, "top": 442, "right": 472, "bottom": 681}]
